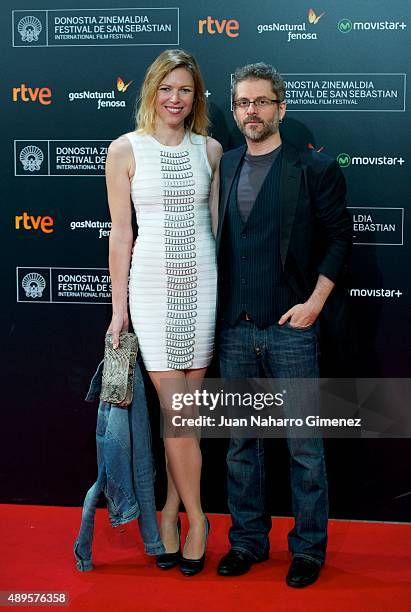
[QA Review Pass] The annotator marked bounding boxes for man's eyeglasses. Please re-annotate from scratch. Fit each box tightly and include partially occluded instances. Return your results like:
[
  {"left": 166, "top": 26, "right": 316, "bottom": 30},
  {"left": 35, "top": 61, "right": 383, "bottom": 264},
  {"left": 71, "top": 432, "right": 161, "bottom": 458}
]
[{"left": 233, "top": 97, "right": 284, "bottom": 109}]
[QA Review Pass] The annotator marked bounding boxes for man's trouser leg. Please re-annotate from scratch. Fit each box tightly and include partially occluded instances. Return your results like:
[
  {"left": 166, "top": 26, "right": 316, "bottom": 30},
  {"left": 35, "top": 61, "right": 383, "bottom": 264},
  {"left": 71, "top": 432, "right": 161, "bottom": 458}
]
[
  {"left": 218, "top": 319, "right": 271, "bottom": 560},
  {"left": 262, "top": 321, "right": 328, "bottom": 566}
]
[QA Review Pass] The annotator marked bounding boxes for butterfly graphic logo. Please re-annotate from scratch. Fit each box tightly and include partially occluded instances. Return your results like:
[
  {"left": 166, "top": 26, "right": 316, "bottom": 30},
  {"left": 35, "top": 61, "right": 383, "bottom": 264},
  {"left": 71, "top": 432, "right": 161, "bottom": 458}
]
[
  {"left": 307, "top": 143, "right": 325, "bottom": 153},
  {"left": 117, "top": 77, "right": 133, "bottom": 93},
  {"left": 308, "top": 8, "right": 326, "bottom": 24}
]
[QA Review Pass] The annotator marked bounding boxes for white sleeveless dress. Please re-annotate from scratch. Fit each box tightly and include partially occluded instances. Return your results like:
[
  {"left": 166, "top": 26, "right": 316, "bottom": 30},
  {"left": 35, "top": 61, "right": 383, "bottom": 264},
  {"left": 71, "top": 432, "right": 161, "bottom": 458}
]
[{"left": 125, "top": 131, "right": 217, "bottom": 371}]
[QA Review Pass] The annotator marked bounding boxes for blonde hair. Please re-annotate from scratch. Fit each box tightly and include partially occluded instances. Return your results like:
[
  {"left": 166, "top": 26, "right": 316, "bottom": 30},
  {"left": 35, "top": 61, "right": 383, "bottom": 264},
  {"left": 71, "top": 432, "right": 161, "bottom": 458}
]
[{"left": 135, "top": 49, "right": 209, "bottom": 135}]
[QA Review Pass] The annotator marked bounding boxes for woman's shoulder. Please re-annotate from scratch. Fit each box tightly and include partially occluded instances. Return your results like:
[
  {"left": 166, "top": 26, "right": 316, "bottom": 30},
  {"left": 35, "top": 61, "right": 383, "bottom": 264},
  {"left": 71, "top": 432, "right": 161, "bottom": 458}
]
[
  {"left": 108, "top": 131, "right": 149, "bottom": 160},
  {"left": 206, "top": 136, "right": 223, "bottom": 155},
  {"left": 108, "top": 134, "right": 132, "bottom": 154},
  {"left": 189, "top": 132, "right": 221, "bottom": 149},
  {"left": 106, "top": 135, "right": 138, "bottom": 171}
]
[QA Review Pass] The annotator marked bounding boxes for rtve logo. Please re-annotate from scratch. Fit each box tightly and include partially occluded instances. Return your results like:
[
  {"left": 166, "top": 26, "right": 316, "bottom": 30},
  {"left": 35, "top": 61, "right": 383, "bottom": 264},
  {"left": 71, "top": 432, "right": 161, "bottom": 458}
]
[
  {"left": 15, "top": 212, "right": 54, "bottom": 234},
  {"left": 12, "top": 84, "right": 52, "bottom": 105},
  {"left": 198, "top": 16, "right": 240, "bottom": 37}
]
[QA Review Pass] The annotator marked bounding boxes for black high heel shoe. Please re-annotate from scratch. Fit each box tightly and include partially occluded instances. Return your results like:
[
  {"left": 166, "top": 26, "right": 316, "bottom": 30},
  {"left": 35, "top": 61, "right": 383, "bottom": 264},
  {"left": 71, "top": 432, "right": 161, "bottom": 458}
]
[
  {"left": 156, "top": 517, "right": 181, "bottom": 570},
  {"left": 180, "top": 516, "right": 210, "bottom": 576}
]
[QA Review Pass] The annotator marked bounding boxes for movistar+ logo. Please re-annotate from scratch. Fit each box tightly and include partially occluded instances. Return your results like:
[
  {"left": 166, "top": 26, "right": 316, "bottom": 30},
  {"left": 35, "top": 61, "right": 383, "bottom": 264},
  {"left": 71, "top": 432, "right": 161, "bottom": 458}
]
[
  {"left": 337, "top": 153, "right": 351, "bottom": 167},
  {"left": 337, "top": 152, "right": 405, "bottom": 167},
  {"left": 338, "top": 18, "right": 407, "bottom": 33},
  {"left": 338, "top": 18, "right": 352, "bottom": 33}
]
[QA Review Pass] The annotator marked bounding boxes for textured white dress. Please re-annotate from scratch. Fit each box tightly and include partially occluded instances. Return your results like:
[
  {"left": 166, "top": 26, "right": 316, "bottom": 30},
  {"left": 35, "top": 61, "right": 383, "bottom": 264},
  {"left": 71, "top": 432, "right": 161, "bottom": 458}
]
[{"left": 126, "top": 131, "right": 217, "bottom": 371}]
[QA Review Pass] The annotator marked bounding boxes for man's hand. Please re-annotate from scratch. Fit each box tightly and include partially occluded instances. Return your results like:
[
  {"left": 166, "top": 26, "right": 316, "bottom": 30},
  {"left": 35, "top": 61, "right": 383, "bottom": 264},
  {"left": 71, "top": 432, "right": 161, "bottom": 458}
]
[
  {"left": 278, "top": 299, "right": 322, "bottom": 329},
  {"left": 278, "top": 274, "right": 335, "bottom": 328}
]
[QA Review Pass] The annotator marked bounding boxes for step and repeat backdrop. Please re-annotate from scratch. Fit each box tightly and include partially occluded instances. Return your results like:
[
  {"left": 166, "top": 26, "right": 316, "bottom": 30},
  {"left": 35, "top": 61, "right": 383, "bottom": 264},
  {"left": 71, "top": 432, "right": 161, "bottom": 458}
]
[{"left": 1, "top": 0, "right": 410, "bottom": 520}]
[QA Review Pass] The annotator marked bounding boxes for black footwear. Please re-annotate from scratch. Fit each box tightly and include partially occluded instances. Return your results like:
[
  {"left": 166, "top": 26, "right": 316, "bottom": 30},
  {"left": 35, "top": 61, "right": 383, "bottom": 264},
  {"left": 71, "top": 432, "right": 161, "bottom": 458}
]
[
  {"left": 217, "top": 549, "right": 268, "bottom": 576},
  {"left": 180, "top": 516, "right": 210, "bottom": 576},
  {"left": 156, "top": 517, "right": 181, "bottom": 570},
  {"left": 286, "top": 557, "right": 321, "bottom": 588}
]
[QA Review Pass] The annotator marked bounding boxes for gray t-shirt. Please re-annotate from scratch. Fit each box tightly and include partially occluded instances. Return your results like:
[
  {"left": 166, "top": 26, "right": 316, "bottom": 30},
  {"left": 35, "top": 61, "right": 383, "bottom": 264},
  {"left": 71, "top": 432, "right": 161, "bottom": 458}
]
[{"left": 237, "top": 144, "right": 282, "bottom": 222}]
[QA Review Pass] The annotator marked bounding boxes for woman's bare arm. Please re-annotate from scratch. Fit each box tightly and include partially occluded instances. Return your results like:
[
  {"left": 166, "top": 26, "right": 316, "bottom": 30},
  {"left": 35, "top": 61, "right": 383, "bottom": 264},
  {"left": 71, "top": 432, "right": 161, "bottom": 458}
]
[
  {"left": 105, "top": 136, "right": 135, "bottom": 348},
  {"left": 206, "top": 137, "right": 223, "bottom": 237}
]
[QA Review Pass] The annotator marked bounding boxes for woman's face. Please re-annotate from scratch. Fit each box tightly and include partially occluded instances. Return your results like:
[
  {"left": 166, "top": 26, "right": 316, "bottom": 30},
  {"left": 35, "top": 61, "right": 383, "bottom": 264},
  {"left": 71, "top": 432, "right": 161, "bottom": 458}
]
[{"left": 155, "top": 67, "right": 195, "bottom": 128}]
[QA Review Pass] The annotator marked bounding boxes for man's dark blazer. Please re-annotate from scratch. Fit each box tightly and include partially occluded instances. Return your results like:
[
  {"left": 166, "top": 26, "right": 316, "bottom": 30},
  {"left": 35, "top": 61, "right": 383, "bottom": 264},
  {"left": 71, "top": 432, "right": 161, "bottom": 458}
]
[{"left": 216, "top": 140, "right": 353, "bottom": 371}]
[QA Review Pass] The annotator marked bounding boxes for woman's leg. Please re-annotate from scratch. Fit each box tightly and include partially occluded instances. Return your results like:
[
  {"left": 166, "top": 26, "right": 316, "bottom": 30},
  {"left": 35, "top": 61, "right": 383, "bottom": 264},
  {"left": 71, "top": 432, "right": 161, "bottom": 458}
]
[
  {"left": 181, "top": 368, "right": 208, "bottom": 559},
  {"left": 149, "top": 368, "right": 208, "bottom": 559},
  {"left": 148, "top": 370, "right": 185, "bottom": 553},
  {"left": 160, "top": 452, "right": 181, "bottom": 552}
]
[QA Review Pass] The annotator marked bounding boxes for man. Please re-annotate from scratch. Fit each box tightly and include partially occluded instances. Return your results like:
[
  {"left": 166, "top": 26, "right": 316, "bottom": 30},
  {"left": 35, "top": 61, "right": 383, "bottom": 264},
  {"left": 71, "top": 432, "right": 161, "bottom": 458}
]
[{"left": 216, "top": 63, "right": 351, "bottom": 587}]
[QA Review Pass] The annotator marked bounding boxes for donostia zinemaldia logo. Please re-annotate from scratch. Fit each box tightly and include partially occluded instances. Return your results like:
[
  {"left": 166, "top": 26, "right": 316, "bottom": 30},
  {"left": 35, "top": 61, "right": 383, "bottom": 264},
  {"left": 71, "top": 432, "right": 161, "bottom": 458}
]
[
  {"left": 17, "top": 16, "right": 42, "bottom": 43},
  {"left": 337, "top": 18, "right": 353, "bottom": 33},
  {"left": 22, "top": 272, "right": 46, "bottom": 298},
  {"left": 19, "top": 145, "right": 44, "bottom": 172},
  {"left": 337, "top": 153, "right": 352, "bottom": 167}
]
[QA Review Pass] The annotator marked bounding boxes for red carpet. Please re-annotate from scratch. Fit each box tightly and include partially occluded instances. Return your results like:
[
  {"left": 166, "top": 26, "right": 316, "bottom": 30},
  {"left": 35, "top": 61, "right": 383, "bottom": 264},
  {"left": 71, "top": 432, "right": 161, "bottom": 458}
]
[{"left": 1, "top": 505, "right": 410, "bottom": 611}]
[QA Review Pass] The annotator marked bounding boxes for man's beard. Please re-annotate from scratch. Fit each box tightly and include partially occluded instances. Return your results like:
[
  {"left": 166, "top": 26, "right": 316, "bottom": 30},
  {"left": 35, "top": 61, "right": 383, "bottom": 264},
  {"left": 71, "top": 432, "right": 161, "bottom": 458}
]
[{"left": 235, "top": 114, "right": 279, "bottom": 142}]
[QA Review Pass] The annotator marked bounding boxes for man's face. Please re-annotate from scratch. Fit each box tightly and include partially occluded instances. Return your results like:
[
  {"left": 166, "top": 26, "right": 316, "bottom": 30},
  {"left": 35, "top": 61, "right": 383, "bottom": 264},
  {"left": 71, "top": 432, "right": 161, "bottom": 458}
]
[{"left": 233, "top": 78, "right": 286, "bottom": 142}]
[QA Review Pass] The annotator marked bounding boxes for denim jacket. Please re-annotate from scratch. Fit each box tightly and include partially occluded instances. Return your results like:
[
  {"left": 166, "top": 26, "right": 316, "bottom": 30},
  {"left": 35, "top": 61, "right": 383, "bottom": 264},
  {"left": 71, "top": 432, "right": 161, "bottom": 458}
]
[{"left": 74, "top": 358, "right": 165, "bottom": 571}]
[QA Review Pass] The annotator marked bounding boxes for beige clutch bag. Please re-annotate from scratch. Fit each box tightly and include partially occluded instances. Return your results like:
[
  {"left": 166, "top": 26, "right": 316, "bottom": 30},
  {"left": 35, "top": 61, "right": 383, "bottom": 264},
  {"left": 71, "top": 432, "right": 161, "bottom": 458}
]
[{"left": 100, "top": 332, "right": 138, "bottom": 407}]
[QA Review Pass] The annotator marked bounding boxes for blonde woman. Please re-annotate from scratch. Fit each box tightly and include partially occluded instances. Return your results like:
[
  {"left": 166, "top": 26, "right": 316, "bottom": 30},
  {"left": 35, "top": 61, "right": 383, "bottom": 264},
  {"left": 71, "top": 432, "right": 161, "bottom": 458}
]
[{"left": 105, "top": 49, "right": 222, "bottom": 576}]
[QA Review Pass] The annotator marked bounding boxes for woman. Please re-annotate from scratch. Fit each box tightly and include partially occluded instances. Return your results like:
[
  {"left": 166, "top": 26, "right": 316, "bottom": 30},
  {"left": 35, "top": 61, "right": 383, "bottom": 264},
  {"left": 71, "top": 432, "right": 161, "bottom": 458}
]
[{"left": 105, "top": 49, "right": 222, "bottom": 576}]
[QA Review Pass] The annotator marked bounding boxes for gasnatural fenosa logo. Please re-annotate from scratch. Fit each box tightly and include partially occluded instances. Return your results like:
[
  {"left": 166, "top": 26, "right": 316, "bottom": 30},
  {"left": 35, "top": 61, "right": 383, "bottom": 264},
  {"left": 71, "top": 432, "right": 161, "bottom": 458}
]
[
  {"left": 307, "top": 8, "right": 325, "bottom": 24},
  {"left": 257, "top": 7, "right": 326, "bottom": 42},
  {"left": 68, "top": 76, "right": 133, "bottom": 109},
  {"left": 117, "top": 77, "right": 133, "bottom": 92}
]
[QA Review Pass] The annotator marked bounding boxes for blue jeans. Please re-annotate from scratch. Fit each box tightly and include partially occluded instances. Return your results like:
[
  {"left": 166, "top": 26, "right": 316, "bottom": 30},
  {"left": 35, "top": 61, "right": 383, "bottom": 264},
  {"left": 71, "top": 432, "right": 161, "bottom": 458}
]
[{"left": 218, "top": 319, "right": 328, "bottom": 566}]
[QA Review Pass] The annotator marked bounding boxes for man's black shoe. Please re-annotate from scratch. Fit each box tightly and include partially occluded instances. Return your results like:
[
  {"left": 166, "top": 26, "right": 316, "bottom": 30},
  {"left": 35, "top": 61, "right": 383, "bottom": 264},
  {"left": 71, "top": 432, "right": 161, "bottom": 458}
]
[
  {"left": 217, "top": 549, "right": 268, "bottom": 576},
  {"left": 286, "top": 557, "right": 321, "bottom": 588}
]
